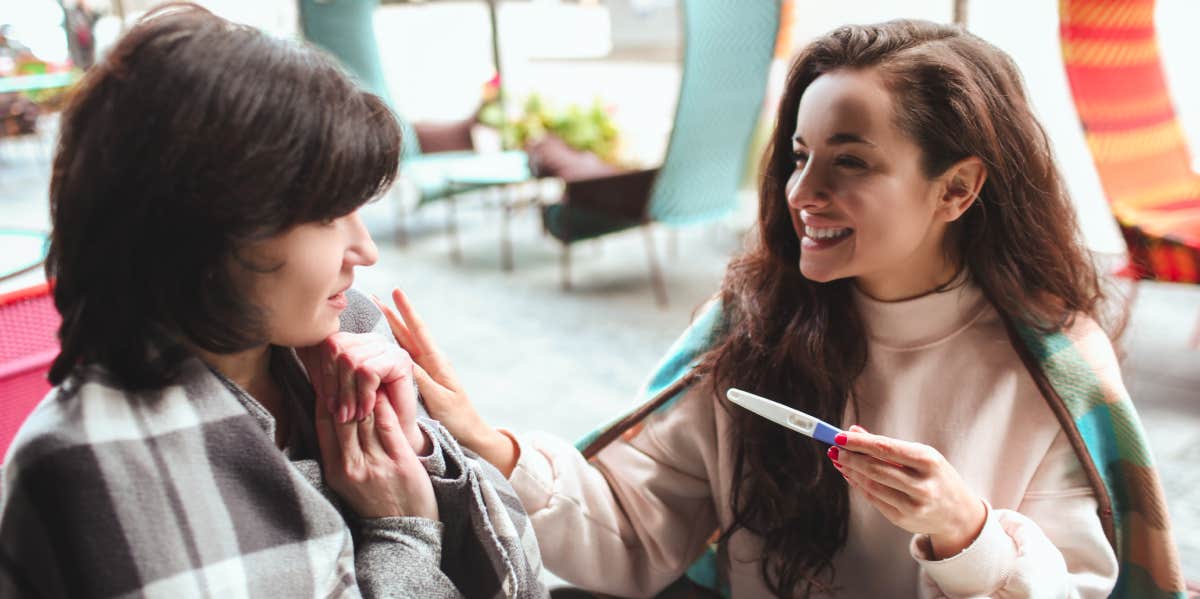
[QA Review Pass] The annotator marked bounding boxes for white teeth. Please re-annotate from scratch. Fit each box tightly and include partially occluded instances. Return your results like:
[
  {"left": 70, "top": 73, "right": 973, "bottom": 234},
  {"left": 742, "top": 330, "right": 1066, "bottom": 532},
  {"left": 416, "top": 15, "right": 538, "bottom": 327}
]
[{"left": 804, "top": 225, "right": 852, "bottom": 240}]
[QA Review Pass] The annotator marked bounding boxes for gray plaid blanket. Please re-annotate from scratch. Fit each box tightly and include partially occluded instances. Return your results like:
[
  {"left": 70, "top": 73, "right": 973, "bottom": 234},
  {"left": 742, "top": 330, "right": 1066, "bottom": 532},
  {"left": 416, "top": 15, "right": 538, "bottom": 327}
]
[{"left": 0, "top": 289, "right": 546, "bottom": 598}]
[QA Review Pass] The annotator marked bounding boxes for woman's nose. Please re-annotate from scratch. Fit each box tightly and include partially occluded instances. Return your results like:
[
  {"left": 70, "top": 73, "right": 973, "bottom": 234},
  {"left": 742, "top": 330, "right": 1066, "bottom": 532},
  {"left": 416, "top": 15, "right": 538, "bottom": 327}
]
[
  {"left": 786, "top": 166, "right": 831, "bottom": 211},
  {"left": 347, "top": 212, "right": 378, "bottom": 267}
]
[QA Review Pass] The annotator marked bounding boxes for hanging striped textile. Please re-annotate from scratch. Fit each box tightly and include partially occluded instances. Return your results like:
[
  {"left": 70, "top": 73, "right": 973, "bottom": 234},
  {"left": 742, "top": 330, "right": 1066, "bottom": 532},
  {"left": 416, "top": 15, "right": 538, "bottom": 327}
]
[{"left": 1060, "top": 0, "right": 1200, "bottom": 283}]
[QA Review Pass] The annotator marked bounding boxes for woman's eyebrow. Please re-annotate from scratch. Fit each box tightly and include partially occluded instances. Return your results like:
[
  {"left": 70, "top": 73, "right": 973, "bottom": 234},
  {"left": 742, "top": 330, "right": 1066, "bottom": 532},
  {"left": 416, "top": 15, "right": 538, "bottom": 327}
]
[{"left": 792, "top": 133, "right": 876, "bottom": 147}]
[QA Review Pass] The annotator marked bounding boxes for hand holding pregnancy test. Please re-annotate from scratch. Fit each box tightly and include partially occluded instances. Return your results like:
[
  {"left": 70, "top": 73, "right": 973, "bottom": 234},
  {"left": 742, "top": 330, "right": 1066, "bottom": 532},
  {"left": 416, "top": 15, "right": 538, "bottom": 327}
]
[{"left": 727, "top": 388, "right": 987, "bottom": 558}]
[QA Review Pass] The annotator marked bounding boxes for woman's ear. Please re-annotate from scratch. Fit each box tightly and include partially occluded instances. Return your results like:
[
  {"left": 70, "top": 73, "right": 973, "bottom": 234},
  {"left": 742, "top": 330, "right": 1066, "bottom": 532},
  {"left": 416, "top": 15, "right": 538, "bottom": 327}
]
[{"left": 938, "top": 157, "right": 987, "bottom": 222}]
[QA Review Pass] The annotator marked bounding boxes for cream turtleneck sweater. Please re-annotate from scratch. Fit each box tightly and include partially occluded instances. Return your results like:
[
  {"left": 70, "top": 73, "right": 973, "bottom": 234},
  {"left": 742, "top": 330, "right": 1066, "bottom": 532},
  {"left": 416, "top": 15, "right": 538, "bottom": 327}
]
[{"left": 508, "top": 282, "right": 1119, "bottom": 598}]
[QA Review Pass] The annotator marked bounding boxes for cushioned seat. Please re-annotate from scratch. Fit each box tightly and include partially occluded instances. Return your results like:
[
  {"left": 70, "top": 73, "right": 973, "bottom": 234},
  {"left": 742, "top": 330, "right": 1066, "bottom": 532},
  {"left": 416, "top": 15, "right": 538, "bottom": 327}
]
[
  {"left": 542, "top": 203, "right": 643, "bottom": 243},
  {"left": 403, "top": 150, "right": 531, "bottom": 205}
]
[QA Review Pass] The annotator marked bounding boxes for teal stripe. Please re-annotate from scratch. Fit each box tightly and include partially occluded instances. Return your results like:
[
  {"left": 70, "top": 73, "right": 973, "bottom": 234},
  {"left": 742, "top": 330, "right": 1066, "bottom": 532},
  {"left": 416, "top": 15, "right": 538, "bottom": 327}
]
[
  {"left": 644, "top": 302, "right": 722, "bottom": 398},
  {"left": 1112, "top": 561, "right": 1186, "bottom": 599},
  {"left": 683, "top": 546, "right": 730, "bottom": 597}
]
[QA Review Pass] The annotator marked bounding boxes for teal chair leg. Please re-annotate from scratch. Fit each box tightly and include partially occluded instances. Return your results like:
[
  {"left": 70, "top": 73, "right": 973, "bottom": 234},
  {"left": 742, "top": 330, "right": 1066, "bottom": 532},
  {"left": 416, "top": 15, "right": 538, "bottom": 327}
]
[
  {"left": 560, "top": 242, "right": 572, "bottom": 291},
  {"left": 643, "top": 225, "right": 668, "bottom": 307}
]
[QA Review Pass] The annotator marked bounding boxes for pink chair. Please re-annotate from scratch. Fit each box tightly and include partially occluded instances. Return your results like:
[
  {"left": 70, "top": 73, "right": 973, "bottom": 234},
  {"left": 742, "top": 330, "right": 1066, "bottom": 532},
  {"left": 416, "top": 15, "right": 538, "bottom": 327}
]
[{"left": 0, "top": 282, "right": 59, "bottom": 458}]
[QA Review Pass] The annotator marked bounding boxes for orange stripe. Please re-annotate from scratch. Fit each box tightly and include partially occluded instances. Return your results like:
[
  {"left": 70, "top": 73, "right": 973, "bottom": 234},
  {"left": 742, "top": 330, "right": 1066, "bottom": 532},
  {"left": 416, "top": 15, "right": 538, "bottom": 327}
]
[
  {"left": 1110, "top": 179, "right": 1200, "bottom": 211},
  {"left": 1123, "top": 510, "right": 1187, "bottom": 591},
  {"left": 1061, "top": 0, "right": 1155, "bottom": 29},
  {"left": 1062, "top": 38, "right": 1159, "bottom": 67},
  {"left": 1085, "top": 122, "right": 1187, "bottom": 163},
  {"left": 1072, "top": 93, "right": 1174, "bottom": 125},
  {"left": 1094, "top": 154, "right": 1195, "bottom": 205}
]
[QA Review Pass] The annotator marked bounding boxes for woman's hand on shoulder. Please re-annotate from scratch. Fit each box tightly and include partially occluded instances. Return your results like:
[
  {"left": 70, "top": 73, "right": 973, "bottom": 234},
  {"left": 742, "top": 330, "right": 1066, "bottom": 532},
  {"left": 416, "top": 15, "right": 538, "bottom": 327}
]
[{"left": 831, "top": 425, "right": 986, "bottom": 559}]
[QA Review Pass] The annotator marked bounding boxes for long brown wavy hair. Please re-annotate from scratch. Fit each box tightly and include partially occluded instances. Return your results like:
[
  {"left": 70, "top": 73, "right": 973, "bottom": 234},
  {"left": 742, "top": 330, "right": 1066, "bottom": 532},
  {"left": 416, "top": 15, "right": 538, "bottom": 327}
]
[{"left": 699, "top": 20, "right": 1105, "bottom": 597}]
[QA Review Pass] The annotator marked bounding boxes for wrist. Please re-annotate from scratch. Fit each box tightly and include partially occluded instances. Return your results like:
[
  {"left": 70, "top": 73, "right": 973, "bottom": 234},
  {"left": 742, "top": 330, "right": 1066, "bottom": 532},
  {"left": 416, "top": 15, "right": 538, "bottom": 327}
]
[
  {"left": 477, "top": 428, "right": 520, "bottom": 477},
  {"left": 929, "top": 497, "right": 987, "bottom": 559}
]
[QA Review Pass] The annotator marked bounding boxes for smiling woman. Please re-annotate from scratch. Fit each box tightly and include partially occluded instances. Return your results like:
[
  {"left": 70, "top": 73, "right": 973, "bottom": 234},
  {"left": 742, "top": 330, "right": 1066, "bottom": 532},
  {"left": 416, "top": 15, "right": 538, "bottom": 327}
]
[{"left": 381, "top": 18, "right": 1185, "bottom": 599}]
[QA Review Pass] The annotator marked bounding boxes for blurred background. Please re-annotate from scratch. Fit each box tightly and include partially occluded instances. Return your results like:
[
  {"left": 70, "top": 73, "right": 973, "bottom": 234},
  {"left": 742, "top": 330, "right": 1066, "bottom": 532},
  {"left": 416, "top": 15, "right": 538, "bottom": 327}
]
[{"left": 1, "top": 0, "right": 1197, "bottom": 586}]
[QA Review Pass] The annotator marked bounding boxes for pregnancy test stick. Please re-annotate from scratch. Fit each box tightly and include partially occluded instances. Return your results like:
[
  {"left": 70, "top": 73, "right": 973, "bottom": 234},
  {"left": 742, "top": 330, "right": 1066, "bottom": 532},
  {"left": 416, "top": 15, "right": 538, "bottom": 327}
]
[{"left": 726, "top": 388, "right": 843, "bottom": 445}]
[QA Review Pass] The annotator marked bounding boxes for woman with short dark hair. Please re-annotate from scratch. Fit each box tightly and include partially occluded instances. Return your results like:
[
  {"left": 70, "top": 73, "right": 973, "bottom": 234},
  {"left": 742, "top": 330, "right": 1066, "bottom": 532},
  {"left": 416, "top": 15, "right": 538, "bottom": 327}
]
[{"left": 0, "top": 5, "right": 545, "bottom": 598}]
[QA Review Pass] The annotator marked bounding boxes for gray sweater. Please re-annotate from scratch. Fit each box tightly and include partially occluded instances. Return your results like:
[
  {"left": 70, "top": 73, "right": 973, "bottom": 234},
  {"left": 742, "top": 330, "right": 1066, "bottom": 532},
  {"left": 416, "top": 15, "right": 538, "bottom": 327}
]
[{"left": 0, "top": 289, "right": 546, "bottom": 598}]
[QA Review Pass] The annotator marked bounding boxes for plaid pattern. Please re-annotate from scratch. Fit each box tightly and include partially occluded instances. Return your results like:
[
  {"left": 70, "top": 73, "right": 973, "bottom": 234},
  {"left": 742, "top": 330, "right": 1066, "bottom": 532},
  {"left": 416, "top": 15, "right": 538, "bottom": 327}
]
[
  {"left": 1011, "top": 319, "right": 1186, "bottom": 598},
  {"left": 578, "top": 301, "right": 1185, "bottom": 599},
  {"left": 0, "top": 289, "right": 545, "bottom": 598}
]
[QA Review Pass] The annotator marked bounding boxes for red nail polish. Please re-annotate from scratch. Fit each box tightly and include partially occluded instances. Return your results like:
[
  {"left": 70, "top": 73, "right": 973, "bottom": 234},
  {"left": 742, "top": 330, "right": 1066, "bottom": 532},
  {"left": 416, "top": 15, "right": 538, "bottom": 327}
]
[
  {"left": 827, "top": 446, "right": 839, "bottom": 461},
  {"left": 835, "top": 433, "right": 847, "bottom": 446}
]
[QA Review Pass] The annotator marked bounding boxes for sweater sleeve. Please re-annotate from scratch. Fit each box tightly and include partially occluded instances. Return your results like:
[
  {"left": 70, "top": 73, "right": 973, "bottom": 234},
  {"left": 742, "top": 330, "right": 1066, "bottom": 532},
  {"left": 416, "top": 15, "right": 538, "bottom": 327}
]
[
  {"left": 353, "top": 517, "right": 462, "bottom": 598},
  {"left": 507, "top": 386, "right": 719, "bottom": 597},
  {"left": 909, "top": 430, "right": 1118, "bottom": 598}
]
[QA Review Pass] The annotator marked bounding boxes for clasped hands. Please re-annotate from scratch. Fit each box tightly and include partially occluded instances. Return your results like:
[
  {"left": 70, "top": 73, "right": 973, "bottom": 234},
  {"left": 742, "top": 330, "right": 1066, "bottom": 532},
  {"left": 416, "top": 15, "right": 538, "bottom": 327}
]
[{"left": 296, "top": 327, "right": 437, "bottom": 521}]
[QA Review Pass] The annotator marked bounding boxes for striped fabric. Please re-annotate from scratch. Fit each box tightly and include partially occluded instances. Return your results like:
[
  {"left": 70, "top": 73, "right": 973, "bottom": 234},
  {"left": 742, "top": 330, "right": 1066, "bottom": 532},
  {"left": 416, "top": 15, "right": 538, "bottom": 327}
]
[
  {"left": 0, "top": 289, "right": 546, "bottom": 598},
  {"left": 1060, "top": 0, "right": 1200, "bottom": 283},
  {"left": 1011, "top": 320, "right": 1186, "bottom": 598},
  {"left": 577, "top": 301, "right": 1185, "bottom": 598}
]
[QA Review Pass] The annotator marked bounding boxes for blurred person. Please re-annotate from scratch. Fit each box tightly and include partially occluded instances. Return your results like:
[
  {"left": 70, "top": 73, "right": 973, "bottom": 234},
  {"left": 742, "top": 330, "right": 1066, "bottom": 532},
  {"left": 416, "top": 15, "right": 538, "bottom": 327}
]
[
  {"left": 0, "top": 24, "right": 34, "bottom": 66},
  {"left": 338, "top": 20, "right": 1183, "bottom": 599},
  {"left": 0, "top": 4, "right": 544, "bottom": 598},
  {"left": 64, "top": 0, "right": 100, "bottom": 69},
  {"left": 0, "top": 24, "right": 41, "bottom": 136}
]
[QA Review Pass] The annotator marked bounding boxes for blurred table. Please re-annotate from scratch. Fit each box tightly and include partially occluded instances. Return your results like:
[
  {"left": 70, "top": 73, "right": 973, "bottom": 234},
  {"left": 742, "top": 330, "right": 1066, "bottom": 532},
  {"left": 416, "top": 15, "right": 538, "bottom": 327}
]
[
  {"left": 0, "top": 72, "right": 78, "bottom": 94},
  {"left": 0, "top": 229, "right": 49, "bottom": 290}
]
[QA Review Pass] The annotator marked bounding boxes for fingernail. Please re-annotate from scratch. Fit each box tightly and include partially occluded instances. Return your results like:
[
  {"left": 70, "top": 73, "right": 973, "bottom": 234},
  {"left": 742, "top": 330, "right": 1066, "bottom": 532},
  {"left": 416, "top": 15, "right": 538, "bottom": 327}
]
[
  {"left": 339, "top": 406, "right": 350, "bottom": 423},
  {"left": 834, "top": 433, "right": 847, "bottom": 446},
  {"left": 827, "top": 446, "right": 839, "bottom": 461}
]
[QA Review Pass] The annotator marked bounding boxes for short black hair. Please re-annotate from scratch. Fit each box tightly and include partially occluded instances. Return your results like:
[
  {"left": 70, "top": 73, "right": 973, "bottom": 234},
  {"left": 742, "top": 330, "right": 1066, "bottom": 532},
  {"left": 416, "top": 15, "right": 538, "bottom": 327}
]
[{"left": 46, "top": 3, "right": 401, "bottom": 390}]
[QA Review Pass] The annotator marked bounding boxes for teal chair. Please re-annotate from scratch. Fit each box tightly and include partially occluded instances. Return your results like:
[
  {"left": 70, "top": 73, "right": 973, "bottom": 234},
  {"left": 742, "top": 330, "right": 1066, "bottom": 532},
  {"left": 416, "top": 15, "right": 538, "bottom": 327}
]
[
  {"left": 298, "top": 0, "right": 531, "bottom": 251},
  {"left": 540, "top": 0, "right": 780, "bottom": 306}
]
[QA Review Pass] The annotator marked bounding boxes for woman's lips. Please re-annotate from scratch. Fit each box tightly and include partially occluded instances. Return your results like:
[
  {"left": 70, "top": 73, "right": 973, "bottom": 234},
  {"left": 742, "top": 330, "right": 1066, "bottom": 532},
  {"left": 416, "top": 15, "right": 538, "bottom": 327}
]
[
  {"left": 800, "top": 225, "right": 854, "bottom": 251},
  {"left": 328, "top": 291, "right": 348, "bottom": 310}
]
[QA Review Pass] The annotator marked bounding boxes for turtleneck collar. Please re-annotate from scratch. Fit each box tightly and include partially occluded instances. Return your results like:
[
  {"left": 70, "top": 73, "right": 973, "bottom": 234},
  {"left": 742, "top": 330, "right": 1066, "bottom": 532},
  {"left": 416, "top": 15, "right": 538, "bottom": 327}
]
[{"left": 851, "top": 273, "right": 989, "bottom": 350}]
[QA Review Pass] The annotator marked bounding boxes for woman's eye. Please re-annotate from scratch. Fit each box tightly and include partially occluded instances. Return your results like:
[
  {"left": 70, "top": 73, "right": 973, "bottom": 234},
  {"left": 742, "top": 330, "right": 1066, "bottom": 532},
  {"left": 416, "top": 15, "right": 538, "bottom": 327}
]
[
  {"left": 791, "top": 150, "right": 809, "bottom": 164},
  {"left": 836, "top": 155, "right": 868, "bottom": 169}
]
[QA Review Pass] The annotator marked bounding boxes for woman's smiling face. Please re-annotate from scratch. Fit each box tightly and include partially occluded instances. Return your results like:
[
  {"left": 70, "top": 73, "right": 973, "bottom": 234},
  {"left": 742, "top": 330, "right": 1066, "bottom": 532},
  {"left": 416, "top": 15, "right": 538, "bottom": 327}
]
[{"left": 786, "top": 68, "right": 964, "bottom": 300}]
